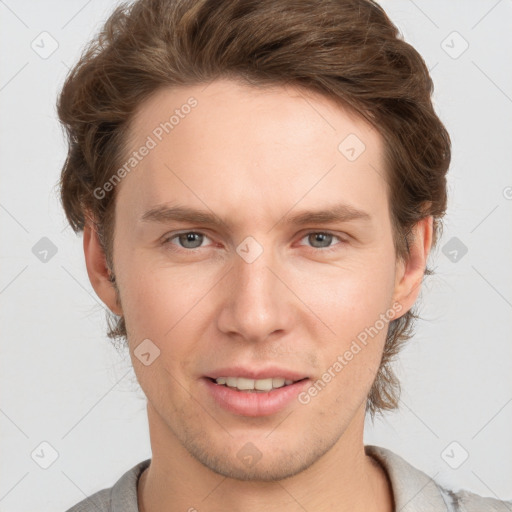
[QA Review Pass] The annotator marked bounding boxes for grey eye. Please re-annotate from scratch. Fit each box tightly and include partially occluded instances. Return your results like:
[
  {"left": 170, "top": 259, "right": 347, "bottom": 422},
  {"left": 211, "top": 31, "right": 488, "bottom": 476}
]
[
  {"left": 176, "top": 232, "right": 204, "bottom": 249},
  {"left": 307, "top": 232, "right": 334, "bottom": 248}
]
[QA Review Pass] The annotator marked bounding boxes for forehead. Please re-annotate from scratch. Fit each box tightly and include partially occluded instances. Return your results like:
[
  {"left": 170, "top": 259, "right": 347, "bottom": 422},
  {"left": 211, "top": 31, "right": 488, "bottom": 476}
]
[
  {"left": 128, "top": 78, "right": 379, "bottom": 151},
  {"left": 116, "top": 78, "right": 388, "bottom": 228}
]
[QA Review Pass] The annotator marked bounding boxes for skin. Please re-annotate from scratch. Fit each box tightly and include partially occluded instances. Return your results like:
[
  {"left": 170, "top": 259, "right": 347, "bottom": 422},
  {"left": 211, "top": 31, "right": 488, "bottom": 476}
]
[{"left": 84, "top": 78, "right": 432, "bottom": 512}]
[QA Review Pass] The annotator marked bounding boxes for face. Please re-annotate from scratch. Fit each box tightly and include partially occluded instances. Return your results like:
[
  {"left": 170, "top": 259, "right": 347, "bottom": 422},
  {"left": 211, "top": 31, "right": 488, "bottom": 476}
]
[{"left": 86, "top": 78, "right": 423, "bottom": 481}]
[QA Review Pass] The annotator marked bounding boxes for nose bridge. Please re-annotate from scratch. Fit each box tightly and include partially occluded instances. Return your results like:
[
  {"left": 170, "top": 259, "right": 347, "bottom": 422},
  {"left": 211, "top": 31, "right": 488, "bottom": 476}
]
[{"left": 217, "top": 235, "right": 291, "bottom": 341}]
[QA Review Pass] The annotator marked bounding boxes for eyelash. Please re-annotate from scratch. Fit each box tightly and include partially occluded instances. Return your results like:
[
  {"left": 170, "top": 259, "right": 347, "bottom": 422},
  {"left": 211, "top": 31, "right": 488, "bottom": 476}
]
[{"left": 161, "top": 230, "right": 346, "bottom": 253}]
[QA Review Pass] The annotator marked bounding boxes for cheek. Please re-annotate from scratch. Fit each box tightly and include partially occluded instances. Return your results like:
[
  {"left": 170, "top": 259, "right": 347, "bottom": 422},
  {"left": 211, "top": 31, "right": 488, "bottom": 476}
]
[
  {"left": 290, "top": 256, "right": 396, "bottom": 338},
  {"left": 288, "top": 257, "right": 396, "bottom": 395},
  {"left": 120, "top": 268, "right": 209, "bottom": 398},
  {"left": 294, "top": 277, "right": 394, "bottom": 414},
  {"left": 118, "top": 261, "right": 219, "bottom": 362}
]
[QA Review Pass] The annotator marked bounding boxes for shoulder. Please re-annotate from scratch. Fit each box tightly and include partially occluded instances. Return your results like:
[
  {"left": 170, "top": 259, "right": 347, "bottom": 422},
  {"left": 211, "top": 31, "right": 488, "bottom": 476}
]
[
  {"left": 453, "top": 488, "right": 512, "bottom": 512},
  {"left": 365, "top": 445, "right": 512, "bottom": 512},
  {"left": 65, "top": 459, "right": 151, "bottom": 512},
  {"left": 65, "top": 488, "right": 112, "bottom": 512}
]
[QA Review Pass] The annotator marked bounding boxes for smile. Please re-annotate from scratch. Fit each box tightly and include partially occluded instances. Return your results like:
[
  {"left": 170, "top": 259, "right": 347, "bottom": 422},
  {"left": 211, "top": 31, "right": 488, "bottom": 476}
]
[{"left": 213, "top": 376, "right": 298, "bottom": 392}]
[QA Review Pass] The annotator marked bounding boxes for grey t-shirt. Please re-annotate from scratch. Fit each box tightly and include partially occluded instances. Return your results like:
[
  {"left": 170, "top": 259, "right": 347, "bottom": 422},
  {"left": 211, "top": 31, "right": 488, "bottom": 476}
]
[{"left": 65, "top": 445, "right": 512, "bottom": 511}]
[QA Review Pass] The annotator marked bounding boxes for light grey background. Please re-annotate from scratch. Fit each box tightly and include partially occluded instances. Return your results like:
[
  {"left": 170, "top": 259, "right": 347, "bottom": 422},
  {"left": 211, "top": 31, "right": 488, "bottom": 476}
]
[{"left": 1, "top": 1, "right": 511, "bottom": 510}]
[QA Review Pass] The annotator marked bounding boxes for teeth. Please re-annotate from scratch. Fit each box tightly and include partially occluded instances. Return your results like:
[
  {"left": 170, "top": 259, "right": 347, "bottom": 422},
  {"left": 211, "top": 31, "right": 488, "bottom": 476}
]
[
  {"left": 226, "top": 377, "right": 238, "bottom": 388},
  {"left": 214, "top": 376, "right": 297, "bottom": 391}
]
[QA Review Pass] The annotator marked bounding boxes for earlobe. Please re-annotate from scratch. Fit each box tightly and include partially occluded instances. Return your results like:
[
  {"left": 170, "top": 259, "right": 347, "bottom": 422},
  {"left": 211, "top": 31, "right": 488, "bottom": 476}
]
[
  {"left": 83, "top": 218, "right": 123, "bottom": 316},
  {"left": 392, "top": 216, "right": 433, "bottom": 314}
]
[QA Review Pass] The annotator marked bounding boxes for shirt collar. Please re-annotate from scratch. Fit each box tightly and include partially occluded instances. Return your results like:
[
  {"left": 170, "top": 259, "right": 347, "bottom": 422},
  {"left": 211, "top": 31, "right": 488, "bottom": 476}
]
[
  {"left": 365, "top": 445, "right": 454, "bottom": 511},
  {"left": 111, "top": 458, "right": 150, "bottom": 512}
]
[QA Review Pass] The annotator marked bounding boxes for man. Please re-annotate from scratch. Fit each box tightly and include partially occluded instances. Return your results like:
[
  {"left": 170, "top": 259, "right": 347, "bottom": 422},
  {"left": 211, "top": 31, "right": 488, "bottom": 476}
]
[{"left": 57, "top": 0, "right": 511, "bottom": 510}]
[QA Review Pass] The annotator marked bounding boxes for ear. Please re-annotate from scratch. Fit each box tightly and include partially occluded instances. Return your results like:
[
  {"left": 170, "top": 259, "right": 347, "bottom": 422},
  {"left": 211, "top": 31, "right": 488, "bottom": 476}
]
[
  {"left": 83, "top": 215, "right": 123, "bottom": 316},
  {"left": 391, "top": 215, "right": 433, "bottom": 316}
]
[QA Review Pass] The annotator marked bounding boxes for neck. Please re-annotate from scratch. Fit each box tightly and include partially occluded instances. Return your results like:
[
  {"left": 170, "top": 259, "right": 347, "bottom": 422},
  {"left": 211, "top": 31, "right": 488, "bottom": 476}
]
[{"left": 138, "top": 403, "right": 393, "bottom": 512}]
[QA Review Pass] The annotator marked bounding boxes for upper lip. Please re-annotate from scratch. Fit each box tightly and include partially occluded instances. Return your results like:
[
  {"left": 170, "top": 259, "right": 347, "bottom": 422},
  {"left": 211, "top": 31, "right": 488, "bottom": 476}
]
[{"left": 205, "top": 366, "right": 310, "bottom": 381}]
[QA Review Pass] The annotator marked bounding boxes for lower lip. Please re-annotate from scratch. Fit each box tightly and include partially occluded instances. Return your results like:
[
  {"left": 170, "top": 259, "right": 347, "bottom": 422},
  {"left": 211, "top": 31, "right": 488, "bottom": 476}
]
[{"left": 202, "top": 378, "right": 310, "bottom": 417}]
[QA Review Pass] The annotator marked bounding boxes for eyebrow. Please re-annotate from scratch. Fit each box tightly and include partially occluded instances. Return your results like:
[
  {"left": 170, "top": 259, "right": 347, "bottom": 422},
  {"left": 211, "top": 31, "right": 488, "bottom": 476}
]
[{"left": 140, "top": 202, "right": 372, "bottom": 229}]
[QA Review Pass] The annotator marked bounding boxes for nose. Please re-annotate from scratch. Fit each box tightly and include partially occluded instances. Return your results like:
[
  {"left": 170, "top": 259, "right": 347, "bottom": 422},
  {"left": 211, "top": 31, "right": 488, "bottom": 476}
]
[{"left": 216, "top": 238, "right": 295, "bottom": 343}]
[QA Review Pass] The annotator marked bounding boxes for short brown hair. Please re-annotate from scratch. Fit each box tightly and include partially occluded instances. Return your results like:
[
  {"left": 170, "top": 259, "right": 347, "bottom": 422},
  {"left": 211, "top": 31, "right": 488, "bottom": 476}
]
[{"left": 57, "top": 0, "right": 451, "bottom": 417}]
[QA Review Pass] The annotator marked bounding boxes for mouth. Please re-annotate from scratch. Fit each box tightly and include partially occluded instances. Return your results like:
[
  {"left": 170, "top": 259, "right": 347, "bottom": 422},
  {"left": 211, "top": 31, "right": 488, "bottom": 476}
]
[
  {"left": 206, "top": 376, "right": 309, "bottom": 393},
  {"left": 202, "top": 375, "right": 311, "bottom": 416}
]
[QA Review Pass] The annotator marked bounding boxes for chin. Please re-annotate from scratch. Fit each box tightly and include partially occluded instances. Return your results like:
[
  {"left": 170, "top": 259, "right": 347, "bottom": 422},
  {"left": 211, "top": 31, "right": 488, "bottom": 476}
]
[{"left": 180, "top": 427, "right": 342, "bottom": 483}]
